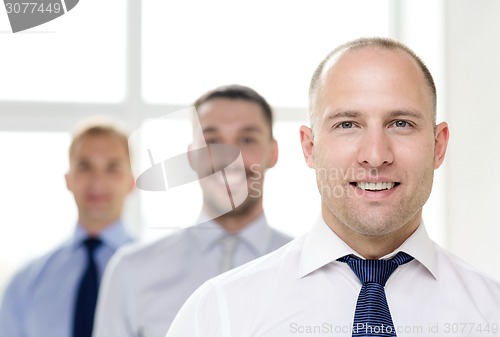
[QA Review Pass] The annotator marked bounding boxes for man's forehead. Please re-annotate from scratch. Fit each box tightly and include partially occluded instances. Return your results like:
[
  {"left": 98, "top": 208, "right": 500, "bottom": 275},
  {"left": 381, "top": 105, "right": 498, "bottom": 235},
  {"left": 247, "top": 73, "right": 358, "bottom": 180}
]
[
  {"left": 198, "top": 106, "right": 269, "bottom": 131},
  {"left": 315, "top": 47, "right": 433, "bottom": 109},
  {"left": 193, "top": 98, "right": 273, "bottom": 141},
  {"left": 198, "top": 99, "right": 264, "bottom": 119},
  {"left": 202, "top": 122, "right": 263, "bottom": 132},
  {"left": 72, "top": 134, "right": 128, "bottom": 157},
  {"left": 319, "top": 47, "right": 430, "bottom": 93},
  {"left": 321, "top": 47, "right": 404, "bottom": 78}
]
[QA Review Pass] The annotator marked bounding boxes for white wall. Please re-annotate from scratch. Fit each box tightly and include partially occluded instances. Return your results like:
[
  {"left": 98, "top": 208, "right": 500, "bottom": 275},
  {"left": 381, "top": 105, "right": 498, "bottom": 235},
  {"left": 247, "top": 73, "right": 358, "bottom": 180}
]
[
  {"left": 445, "top": 0, "right": 500, "bottom": 280},
  {"left": 386, "top": 0, "right": 500, "bottom": 281}
]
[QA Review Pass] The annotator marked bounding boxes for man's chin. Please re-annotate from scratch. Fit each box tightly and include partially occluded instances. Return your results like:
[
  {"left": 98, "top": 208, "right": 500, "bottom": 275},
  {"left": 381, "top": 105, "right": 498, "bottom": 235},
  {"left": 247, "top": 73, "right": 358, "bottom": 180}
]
[
  {"left": 82, "top": 210, "right": 116, "bottom": 223},
  {"left": 205, "top": 195, "right": 259, "bottom": 219}
]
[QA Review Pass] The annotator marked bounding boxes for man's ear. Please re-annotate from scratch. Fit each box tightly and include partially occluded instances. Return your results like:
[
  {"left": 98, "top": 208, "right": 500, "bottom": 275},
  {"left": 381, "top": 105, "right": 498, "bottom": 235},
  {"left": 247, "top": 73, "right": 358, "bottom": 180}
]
[
  {"left": 187, "top": 143, "right": 196, "bottom": 170},
  {"left": 300, "top": 125, "right": 316, "bottom": 169},
  {"left": 128, "top": 173, "right": 136, "bottom": 193},
  {"left": 434, "top": 122, "right": 449, "bottom": 170},
  {"left": 65, "top": 172, "right": 72, "bottom": 192},
  {"left": 268, "top": 139, "right": 279, "bottom": 169}
]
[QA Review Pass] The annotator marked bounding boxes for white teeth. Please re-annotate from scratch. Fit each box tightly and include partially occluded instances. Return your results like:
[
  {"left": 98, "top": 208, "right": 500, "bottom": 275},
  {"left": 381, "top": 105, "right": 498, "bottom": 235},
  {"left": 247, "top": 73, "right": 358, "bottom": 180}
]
[{"left": 356, "top": 182, "right": 396, "bottom": 191}]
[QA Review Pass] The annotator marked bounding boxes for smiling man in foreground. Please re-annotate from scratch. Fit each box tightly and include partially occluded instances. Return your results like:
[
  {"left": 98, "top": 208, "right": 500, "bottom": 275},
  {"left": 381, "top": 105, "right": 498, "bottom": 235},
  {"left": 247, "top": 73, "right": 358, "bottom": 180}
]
[{"left": 166, "top": 38, "right": 500, "bottom": 337}]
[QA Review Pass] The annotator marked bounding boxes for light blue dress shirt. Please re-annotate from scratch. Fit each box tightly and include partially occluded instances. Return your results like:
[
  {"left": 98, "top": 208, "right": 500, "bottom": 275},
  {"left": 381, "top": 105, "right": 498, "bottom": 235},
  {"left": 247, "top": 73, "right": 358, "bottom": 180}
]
[
  {"left": 0, "top": 220, "right": 133, "bottom": 337},
  {"left": 93, "top": 214, "right": 292, "bottom": 337}
]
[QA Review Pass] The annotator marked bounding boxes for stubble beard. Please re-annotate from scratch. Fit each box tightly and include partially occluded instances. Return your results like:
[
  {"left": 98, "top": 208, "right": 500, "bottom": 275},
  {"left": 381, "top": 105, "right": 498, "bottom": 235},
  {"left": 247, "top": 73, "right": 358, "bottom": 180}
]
[
  {"left": 318, "top": 166, "right": 435, "bottom": 238},
  {"left": 203, "top": 189, "right": 262, "bottom": 225},
  {"left": 203, "top": 169, "right": 264, "bottom": 220}
]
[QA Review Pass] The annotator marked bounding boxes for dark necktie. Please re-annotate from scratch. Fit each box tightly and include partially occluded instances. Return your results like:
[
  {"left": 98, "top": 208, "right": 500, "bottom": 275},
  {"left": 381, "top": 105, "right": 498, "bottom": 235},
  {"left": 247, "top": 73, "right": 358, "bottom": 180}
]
[
  {"left": 337, "top": 251, "right": 413, "bottom": 337},
  {"left": 73, "top": 238, "right": 102, "bottom": 337}
]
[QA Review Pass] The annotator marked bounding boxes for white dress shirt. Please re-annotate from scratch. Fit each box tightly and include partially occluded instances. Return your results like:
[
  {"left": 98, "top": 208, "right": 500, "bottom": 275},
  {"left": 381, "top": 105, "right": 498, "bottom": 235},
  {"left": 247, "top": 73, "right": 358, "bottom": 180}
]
[
  {"left": 93, "top": 214, "right": 291, "bottom": 337},
  {"left": 166, "top": 217, "right": 500, "bottom": 337}
]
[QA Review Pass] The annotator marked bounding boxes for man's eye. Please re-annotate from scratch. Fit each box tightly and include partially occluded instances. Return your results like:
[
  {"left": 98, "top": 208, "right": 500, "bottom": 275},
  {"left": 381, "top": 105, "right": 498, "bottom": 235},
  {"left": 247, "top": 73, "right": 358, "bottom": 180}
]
[
  {"left": 339, "top": 121, "right": 353, "bottom": 129},
  {"left": 240, "top": 137, "right": 255, "bottom": 145},
  {"left": 77, "top": 163, "right": 90, "bottom": 170},
  {"left": 394, "top": 120, "right": 409, "bottom": 128},
  {"left": 108, "top": 165, "right": 119, "bottom": 172}
]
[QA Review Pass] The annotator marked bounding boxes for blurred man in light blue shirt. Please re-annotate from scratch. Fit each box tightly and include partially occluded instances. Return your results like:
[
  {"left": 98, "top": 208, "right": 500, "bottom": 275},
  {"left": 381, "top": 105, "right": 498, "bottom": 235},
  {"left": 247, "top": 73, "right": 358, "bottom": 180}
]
[{"left": 0, "top": 118, "right": 136, "bottom": 337}]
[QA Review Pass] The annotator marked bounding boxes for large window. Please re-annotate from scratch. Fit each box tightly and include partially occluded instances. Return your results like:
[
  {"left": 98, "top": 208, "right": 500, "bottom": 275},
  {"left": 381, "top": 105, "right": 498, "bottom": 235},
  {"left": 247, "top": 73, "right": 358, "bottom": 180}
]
[
  {"left": 0, "top": 0, "right": 126, "bottom": 102},
  {"left": 142, "top": 0, "right": 390, "bottom": 107},
  {"left": 0, "top": 133, "right": 75, "bottom": 294}
]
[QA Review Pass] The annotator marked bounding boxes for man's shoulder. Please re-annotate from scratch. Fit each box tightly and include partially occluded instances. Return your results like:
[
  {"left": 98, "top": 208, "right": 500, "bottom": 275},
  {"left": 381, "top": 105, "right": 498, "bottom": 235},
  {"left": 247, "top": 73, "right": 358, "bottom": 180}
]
[
  {"left": 114, "top": 229, "right": 189, "bottom": 266},
  {"left": 2, "top": 243, "right": 69, "bottom": 295},
  {"left": 165, "top": 235, "right": 303, "bottom": 336},
  {"left": 434, "top": 243, "right": 500, "bottom": 293},
  {"left": 202, "top": 235, "right": 302, "bottom": 292},
  {"left": 268, "top": 227, "right": 293, "bottom": 248}
]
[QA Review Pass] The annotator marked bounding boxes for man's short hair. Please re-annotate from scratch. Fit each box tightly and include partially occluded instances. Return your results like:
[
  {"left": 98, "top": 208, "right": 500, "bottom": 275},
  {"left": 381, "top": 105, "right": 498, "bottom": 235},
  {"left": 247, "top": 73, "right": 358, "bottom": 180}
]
[
  {"left": 69, "top": 116, "right": 130, "bottom": 160},
  {"left": 194, "top": 84, "right": 274, "bottom": 138}
]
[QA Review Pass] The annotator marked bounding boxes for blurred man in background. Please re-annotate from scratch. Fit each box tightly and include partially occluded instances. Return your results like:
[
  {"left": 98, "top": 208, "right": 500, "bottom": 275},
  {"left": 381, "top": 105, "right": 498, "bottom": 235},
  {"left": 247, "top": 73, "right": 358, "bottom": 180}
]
[
  {"left": 93, "top": 84, "right": 292, "bottom": 337},
  {"left": 0, "top": 117, "right": 135, "bottom": 337}
]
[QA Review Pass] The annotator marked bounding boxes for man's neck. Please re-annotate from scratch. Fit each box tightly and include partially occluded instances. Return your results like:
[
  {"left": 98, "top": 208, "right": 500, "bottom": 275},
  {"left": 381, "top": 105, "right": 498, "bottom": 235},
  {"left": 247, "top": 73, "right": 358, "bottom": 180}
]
[
  {"left": 343, "top": 230, "right": 416, "bottom": 259},
  {"left": 206, "top": 205, "right": 264, "bottom": 234},
  {"left": 79, "top": 216, "right": 118, "bottom": 237},
  {"left": 323, "top": 210, "right": 421, "bottom": 259}
]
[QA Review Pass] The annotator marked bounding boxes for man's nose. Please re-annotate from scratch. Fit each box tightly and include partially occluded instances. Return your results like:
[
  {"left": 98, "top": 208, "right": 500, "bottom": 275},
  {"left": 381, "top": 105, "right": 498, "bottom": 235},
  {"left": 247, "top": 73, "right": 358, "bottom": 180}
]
[
  {"left": 356, "top": 129, "right": 394, "bottom": 168},
  {"left": 208, "top": 144, "right": 241, "bottom": 171},
  {"left": 88, "top": 169, "right": 109, "bottom": 188}
]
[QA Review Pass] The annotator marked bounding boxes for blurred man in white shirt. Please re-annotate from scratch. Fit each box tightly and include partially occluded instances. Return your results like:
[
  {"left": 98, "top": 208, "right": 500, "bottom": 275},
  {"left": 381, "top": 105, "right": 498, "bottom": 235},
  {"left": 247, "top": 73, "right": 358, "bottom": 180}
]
[{"left": 93, "top": 85, "right": 292, "bottom": 337}]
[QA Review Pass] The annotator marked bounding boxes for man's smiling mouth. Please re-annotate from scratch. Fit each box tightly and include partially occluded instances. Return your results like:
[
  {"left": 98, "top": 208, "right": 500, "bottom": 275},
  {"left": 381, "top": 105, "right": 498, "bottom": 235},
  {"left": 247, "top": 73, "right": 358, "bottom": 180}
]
[{"left": 351, "top": 182, "right": 400, "bottom": 191}]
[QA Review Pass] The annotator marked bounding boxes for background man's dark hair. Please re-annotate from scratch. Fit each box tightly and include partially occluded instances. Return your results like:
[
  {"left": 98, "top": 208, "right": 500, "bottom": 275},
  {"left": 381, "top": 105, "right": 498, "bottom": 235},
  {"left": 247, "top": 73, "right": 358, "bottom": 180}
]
[{"left": 194, "top": 84, "right": 274, "bottom": 138}]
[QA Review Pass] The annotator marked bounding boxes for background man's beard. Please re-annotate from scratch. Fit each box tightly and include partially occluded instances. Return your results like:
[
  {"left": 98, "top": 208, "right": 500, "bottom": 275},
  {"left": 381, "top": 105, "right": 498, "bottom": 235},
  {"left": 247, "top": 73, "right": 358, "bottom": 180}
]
[{"left": 205, "top": 192, "right": 260, "bottom": 219}]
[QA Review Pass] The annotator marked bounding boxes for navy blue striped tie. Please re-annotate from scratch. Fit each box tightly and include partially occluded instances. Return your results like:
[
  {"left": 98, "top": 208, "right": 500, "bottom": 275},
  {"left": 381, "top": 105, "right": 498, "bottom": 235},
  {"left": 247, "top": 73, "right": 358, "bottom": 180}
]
[
  {"left": 337, "top": 252, "right": 413, "bottom": 337},
  {"left": 73, "top": 238, "right": 102, "bottom": 337}
]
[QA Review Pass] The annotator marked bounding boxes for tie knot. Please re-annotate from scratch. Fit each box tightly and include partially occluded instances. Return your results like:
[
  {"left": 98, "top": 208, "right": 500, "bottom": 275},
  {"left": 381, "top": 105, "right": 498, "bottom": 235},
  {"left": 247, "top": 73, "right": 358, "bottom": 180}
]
[
  {"left": 337, "top": 251, "right": 413, "bottom": 286},
  {"left": 221, "top": 235, "right": 239, "bottom": 253},
  {"left": 82, "top": 238, "right": 102, "bottom": 254}
]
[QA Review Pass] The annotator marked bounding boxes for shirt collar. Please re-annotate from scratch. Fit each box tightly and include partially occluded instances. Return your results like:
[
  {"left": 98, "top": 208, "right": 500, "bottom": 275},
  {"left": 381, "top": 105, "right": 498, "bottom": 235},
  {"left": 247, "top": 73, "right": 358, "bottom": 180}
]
[
  {"left": 237, "top": 214, "right": 273, "bottom": 256},
  {"left": 188, "top": 213, "right": 272, "bottom": 256},
  {"left": 392, "top": 222, "right": 438, "bottom": 279},
  {"left": 187, "top": 215, "right": 225, "bottom": 253},
  {"left": 70, "top": 219, "right": 132, "bottom": 251},
  {"left": 299, "top": 216, "right": 353, "bottom": 278},
  {"left": 299, "top": 216, "right": 438, "bottom": 279}
]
